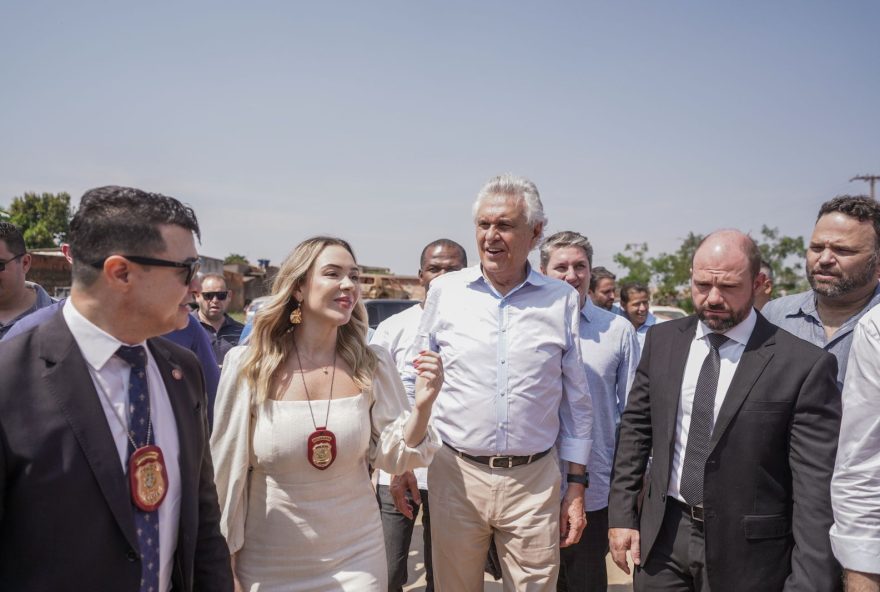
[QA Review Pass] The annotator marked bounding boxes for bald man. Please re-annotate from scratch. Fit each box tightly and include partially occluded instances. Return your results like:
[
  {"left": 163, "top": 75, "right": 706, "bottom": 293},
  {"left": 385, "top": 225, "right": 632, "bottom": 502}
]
[{"left": 609, "top": 230, "right": 841, "bottom": 592}]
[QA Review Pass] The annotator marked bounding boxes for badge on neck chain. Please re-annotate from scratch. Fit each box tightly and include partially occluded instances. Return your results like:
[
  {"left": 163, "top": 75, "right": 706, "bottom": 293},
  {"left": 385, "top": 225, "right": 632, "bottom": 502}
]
[
  {"left": 307, "top": 427, "right": 337, "bottom": 470},
  {"left": 294, "top": 338, "right": 338, "bottom": 470},
  {"left": 129, "top": 445, "right": 168, "bottom": 511}
]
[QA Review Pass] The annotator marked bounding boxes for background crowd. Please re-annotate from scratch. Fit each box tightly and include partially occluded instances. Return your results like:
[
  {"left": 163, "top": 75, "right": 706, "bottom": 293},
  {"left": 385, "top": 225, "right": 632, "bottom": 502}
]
[{"left": 0, "top": 176, "right": 878, "bottom": 592}]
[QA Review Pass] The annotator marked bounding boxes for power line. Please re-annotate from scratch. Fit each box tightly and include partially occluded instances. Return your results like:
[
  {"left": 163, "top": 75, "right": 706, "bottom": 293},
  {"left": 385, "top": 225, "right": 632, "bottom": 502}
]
[{"left": 850, "top": 174, "right": 880, "bottom": 200}]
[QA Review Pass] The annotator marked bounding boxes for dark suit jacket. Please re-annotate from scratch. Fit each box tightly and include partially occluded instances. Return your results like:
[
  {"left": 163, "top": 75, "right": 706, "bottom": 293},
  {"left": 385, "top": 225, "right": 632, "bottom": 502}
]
[
  {"left": 609, "top": 314, "right": 842, "bottom": 592},
  {"left": 0, "top": 310, "right": 233, "bottom": 591}
]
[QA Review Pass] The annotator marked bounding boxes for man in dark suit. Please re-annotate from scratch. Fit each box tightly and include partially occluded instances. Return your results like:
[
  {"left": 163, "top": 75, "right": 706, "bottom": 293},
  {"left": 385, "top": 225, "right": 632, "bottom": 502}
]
[
  {"left": 609, "top": 230, "right": 842, "bottom": 592},
  {"left": 0, "top": 186, "right": 233, "bottom": 591}
]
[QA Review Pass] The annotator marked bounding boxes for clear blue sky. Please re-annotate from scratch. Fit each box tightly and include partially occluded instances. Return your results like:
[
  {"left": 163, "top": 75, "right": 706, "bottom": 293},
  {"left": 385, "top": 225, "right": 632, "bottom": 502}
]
[{"left": 2, "top": 1, "right": 878, "bottom": 276}]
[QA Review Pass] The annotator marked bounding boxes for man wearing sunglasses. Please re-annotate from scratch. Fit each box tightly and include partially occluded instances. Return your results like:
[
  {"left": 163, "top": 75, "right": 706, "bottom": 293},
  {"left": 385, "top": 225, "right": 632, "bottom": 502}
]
[
  {"left": 194, "top": 273, "right": 243, "bottom": 365},
  {"left": 0, "top": 221, "right": 55, "bottom": 339},
  {"left": 0, "top": 186, "right": 233, "bottom": 591}
]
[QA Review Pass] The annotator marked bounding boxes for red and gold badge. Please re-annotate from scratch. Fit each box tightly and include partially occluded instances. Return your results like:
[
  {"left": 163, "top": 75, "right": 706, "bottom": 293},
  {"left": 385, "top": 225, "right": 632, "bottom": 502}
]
[{"left": 129, "top": 445, "right": 168, "bottom": 511}]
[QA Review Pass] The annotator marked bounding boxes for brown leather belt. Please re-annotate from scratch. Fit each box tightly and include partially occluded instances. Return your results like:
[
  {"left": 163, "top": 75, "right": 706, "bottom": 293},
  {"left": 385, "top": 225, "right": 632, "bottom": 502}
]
[
  {"left": 444, "top": 442, "right": 552, "bottom": 469},
  {"left": 670, "top": 497, "right": 704, "bottom": 522}
]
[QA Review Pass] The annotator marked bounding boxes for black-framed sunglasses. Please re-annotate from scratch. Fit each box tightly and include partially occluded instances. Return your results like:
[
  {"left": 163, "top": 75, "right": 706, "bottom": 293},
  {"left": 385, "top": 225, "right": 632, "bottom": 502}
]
[
  {"left": 90, "top": 255, "right": 201, "bottom": 285},
  {"left": 0, "top": 252, "right": 26, "bottom": 272},
  {"left": 201, "top": 291, "right": 229, "bottom": 301}
]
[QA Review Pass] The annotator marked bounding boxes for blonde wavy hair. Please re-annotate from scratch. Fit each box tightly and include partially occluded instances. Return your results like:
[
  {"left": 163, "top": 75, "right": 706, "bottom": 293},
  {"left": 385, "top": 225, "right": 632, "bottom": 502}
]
[{"left": 240, "top": 236, "right": 377, "bottom": 403}]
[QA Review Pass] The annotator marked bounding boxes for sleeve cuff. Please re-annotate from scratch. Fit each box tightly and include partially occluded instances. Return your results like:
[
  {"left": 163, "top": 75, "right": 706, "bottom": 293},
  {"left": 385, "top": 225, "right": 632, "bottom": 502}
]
[
  {"left": 830, "top": 528, "right": 880, "bottom": 573},
  {"left": 557, "top": 437, "right": 591, "bottom": 466}
]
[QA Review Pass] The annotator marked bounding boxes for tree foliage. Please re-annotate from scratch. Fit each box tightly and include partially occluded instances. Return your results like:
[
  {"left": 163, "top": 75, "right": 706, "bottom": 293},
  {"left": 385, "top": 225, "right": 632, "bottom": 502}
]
[
  {"left": 5, "top": 192, "right": 72, "bottom": 248},
  {"left": 612, "top": 243, "right": 652, "bottom": 285},
  {"left": 612, "top": 227, "right": 807, "bottom": 312},
  {"left": 224, "top": 253, "right": 250, "bottom": 265}
]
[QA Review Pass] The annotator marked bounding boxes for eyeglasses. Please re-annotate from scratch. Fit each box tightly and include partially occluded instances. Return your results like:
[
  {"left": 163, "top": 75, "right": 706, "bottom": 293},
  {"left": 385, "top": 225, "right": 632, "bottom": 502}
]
[
  {"left": 201, "top": 291, "right": 229, "bottom": 301},
  {"left": 91, "top": 255, "right": 201, "bottom": 285},
  {"left": 0, "top": 253, "right": 25, "bottom": 272}
]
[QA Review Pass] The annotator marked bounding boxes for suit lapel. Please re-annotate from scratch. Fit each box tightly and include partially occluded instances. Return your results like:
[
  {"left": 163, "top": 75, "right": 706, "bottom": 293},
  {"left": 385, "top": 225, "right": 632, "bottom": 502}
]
[
  {"left": 708, "top": 315, "right": 775, "bottom": 453},
  {"left": 39, "top": 312, "right": 139, "bottom": 550}
]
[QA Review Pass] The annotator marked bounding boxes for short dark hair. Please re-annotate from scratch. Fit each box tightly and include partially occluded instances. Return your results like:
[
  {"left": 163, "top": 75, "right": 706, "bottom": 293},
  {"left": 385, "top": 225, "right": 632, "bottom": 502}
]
[
  {"left": 817, "top": 195, "right": 880, "bottom": 250},
  {"left": 589, "top": 266, "right": 615, "bottom": 292},
  {"left": 539, "top": 231, "right": 594, "bottom": 270},
  {"left": 419, "top": 239, "right": 467, "bottom": 270},
  {"left": 68, "top": 186, "right": 200, "bottom": 285},
  {"left": 0, "top": 222, "right": 26, "bottom": 255},
  {"left": 620, "top": 282, "right": 649, "bottom": 304}
]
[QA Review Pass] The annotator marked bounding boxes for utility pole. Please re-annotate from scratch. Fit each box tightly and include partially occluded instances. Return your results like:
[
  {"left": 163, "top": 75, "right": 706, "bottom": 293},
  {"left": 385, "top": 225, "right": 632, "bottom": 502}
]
[{"left": 850, "top": 174, "right": 880, "bottom": 200}]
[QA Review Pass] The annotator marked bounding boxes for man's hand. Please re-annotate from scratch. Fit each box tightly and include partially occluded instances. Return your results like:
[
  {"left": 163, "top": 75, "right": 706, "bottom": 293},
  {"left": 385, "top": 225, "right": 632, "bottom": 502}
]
[
  {"left": 609, "top": 527, "right": 641, "bottom": 574},
  {"left": 390, "top": 471, "right": 420, "bottom": 520},
  {"left": 559, "top": 484, "right": 587, "bottom": 547}
]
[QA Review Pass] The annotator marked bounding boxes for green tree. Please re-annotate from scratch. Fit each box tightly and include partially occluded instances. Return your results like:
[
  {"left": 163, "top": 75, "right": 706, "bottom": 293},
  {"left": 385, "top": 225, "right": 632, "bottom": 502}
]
[
  {"left": 612, "top": 242, "right": 652, "bottom": 285},
  {"left": 6, "top": 192, "right": 71, "bottom": 248},
  {"left": 224, "top": 253, "right": 250, "bottom": 265},
  {"left": 649, "top": 232, "right": 704, "bottom": 310},
  {"left": 612, "top": 227, "right": 808, "bottom": 311},
  {"left": 756, "top": 225, "right": 808, "bottom": 296}
]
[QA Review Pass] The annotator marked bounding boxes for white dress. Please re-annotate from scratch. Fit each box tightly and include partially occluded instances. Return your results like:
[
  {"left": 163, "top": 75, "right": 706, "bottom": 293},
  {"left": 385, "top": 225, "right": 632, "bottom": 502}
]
[{"left": 211, "top": 345, "right": 440, "bottom": 592}]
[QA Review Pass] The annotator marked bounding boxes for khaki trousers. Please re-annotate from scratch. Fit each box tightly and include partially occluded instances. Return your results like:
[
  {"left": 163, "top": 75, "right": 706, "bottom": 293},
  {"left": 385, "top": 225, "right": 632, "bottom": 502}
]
[{"left": 428, "top": 444, "right": 561, "bottom": 592}]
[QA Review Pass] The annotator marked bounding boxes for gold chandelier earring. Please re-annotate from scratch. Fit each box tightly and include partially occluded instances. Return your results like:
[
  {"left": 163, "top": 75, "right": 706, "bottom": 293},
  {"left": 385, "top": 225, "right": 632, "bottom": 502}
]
[{"left": 290, "top": 305, "right": 303, "bottom": 325}]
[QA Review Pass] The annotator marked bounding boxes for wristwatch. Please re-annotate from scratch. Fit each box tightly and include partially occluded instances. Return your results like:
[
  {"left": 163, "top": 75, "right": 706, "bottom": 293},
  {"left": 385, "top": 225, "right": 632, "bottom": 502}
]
[{"left": 566, "top": 473, "right": 589, "bottom": 488}]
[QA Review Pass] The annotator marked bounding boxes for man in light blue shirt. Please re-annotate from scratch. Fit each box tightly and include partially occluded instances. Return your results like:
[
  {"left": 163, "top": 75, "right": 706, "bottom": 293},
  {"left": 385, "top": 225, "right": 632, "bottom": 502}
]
[
  {"left": 540, "top": 231, "right": 639, "bottom": 592},
  {"left": 413, "top": 175, "right": 593, "bottom": 591},
  {"left": 619, "top": 281, "right": 656, "bottom": 352},
  {"left": 762, "top": 195, "right": 880, "bottom": 390}
]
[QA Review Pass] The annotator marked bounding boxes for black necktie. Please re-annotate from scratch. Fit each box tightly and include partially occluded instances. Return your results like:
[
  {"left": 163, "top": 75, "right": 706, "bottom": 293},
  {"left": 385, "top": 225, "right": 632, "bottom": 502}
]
[
  {"left": 116, "top": 345, "right": 160, "bottom": 592},
  {"left": 680, "top": 333, "right": 729, "bottom": 506}
]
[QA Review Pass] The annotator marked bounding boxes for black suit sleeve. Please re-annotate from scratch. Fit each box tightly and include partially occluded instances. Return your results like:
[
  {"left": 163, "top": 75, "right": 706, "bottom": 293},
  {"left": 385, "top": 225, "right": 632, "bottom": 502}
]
[
  {"left": 191, "top": 366, "right": 235, "bottom": 592},
  {"left": 785, "top": 351, "right": 842, "bottom": 592},
  {"left": 609, "top": 326, "right": 655, "bottom": 529}
]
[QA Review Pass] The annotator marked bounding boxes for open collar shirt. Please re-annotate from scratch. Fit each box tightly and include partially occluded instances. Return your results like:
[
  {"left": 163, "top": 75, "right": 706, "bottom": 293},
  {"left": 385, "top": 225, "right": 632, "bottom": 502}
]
[
  {"left": 573, "top": 299, "right": 639, "bottom": 510},
  {"left": 760, "top": 284, "right": 880, "bottom": 390},
  {"left": 412, "top": 264, "right": 593, "bottom": 465}
]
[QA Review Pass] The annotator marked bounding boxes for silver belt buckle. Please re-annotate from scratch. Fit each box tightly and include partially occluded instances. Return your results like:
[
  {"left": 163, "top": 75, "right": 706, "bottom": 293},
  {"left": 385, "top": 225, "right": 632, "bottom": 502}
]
[
  {"left": 690, "top": 506, "right": 704, "bottom": 522},
  {"left": 489, "top": 456, "right": 513, "bottom": 469}
]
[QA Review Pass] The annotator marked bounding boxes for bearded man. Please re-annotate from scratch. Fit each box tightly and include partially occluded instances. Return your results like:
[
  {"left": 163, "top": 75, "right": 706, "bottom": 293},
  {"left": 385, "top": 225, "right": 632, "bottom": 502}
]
[
  {"left": 761, "top": 195, "right": 880, "bottom": 390},
  {"left": 608, "top": 229, "right": 841, "bottom": 592}
]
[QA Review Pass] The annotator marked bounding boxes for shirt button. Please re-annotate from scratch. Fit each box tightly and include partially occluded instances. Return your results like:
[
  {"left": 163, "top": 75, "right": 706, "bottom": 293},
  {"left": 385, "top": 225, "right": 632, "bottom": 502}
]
[{"left": 500, "top": 360, "right": 506, "bottom": 365}]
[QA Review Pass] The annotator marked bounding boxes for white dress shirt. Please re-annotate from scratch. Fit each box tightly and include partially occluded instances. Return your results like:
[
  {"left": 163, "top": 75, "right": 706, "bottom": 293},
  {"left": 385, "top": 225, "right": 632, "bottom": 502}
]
[
  {"left": 412, "top": 265, "right": 593, "bottom": 465},
  {"left": 830, "top": 304, "right": 880, "bottom": 573},
  {"left": 370, "top": 303, "right": 430, "bottom": 490},
  {"left": 668, "top": 309, "right": 757, "bottom": 502},
  {"left": 63, "top": 299, "right": 181, "bottom": 592}
]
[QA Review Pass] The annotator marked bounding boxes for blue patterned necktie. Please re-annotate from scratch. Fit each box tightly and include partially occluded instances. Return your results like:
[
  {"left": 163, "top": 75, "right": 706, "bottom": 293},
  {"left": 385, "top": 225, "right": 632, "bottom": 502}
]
[
  {"left": 116, "top": 345, "right": 160, "bottom": 592},
  {"left": 679, "top": 333, "right": 729, "bottom": 506}
]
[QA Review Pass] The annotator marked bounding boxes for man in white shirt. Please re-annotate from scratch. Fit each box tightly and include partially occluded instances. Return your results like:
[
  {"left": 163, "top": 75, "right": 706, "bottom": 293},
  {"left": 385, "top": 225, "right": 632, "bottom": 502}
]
[
  {"left": 609, "top": 230, "right": 841, "bottom": 592},
  {"left": 831, "top": 304, "right": 880, "bottom": 592},
  {"left": 371, "top": 238, "right": 467, "bottom": 592},
  {"left": 0, "top": 186, "right": 232, "bottom": 591},
  {"left": 413, "top": 174, "right": 593, "bottom": 591}
]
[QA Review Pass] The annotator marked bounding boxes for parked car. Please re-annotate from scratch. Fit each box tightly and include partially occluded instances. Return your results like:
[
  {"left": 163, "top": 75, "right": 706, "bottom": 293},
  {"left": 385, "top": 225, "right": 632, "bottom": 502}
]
[
  {"left": 364, "top": 298, "right": 418, "bottom": 329},
  {"left": 651, "top": 305, "right": 688, "bottom": 322}
]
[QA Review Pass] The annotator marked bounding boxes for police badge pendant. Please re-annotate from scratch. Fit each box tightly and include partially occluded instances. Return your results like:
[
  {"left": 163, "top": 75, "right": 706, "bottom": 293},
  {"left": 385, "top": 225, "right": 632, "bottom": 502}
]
[
  {"left": 129, "top": 444, "right": 169, "bottom": 511},
  {"left": 307, "top": 428, "right": 337, "bottom": 469},
  {"left": 294, "top": 339, "right": 339, "bottom": 471}
]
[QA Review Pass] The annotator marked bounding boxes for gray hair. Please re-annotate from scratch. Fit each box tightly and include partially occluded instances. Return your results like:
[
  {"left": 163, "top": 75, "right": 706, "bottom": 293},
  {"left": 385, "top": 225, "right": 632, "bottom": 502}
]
[
  {"left": 472, "top": 174, "right": 548, "bottom": 232},
  {"left": 539, "top": 231, "right": 594, "bottom": 270}
]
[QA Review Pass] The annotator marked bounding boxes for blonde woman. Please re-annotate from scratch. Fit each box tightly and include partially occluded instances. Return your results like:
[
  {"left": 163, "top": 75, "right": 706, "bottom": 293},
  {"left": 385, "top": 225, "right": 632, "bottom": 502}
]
[{"left": 211, "top": 237, "right": 442, "bottom": 591}]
